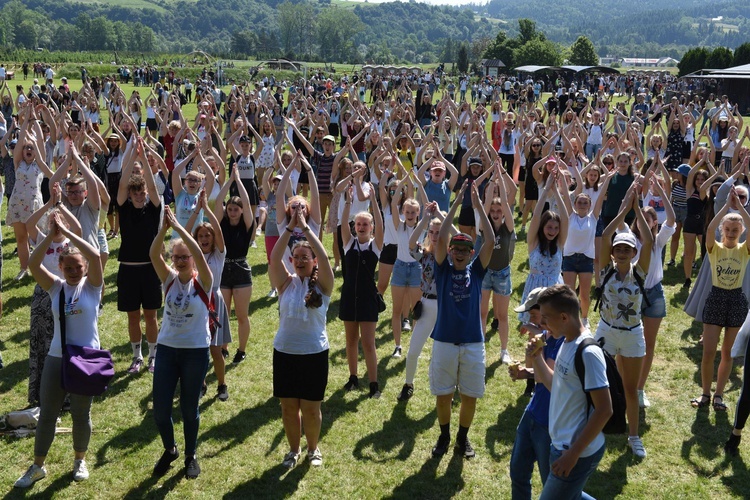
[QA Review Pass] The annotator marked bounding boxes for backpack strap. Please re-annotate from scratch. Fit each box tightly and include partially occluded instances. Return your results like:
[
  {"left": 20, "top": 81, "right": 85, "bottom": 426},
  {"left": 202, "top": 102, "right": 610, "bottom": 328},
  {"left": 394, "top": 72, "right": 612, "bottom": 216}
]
[
  {"left": 574, "top": 337, "right": 601, "bottom": 419},
  {"left": 593, "top": 267, "right": 617, "bottom": 312},
  {"left": 191, "top": 277, "right": 213, "bottom": 311},
  {"left": 633, "top": 268, "right": 651, "bottom": 308}
]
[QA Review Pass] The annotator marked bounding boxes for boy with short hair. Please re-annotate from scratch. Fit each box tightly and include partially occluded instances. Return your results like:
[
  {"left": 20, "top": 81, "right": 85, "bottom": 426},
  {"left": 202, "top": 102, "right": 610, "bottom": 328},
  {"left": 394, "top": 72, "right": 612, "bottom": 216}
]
[{"left": 529, "top": 284, "right": 612, "bottom": 499}]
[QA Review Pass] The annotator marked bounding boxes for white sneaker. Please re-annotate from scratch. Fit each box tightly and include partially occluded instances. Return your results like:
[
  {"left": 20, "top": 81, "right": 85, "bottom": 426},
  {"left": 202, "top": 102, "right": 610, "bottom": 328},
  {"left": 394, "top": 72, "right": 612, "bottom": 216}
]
[
  {"left": 73, "top": 459, "right": 89, "bottom": 481},
  {"left": 628, "top": 436, "right": 647, "bottom": 458},
  {"left": 14, "top": 269, "right": 28, "bottom": 281},
  {"left": 282, "top": 450, "right": 303, "bottom": 469},
  {"left": 582, "top": 318, "right": 589, "bottom": 329},
  {"left": 267, "top": 289, "right": 278, "bottom": 298},
  {"left": 14, "top": 464, "right": 47, "bottom": 488},
  {"left": 251, "top": 240, "right": 257, "bottom": 248},
  {"left": 638, "top": 390, "right": 651, "bottom": 408},
  {"left": 392, "top": 346, "right": 402, "bottom": 358},
  {"left": 500, "top": 350, "right": 512, "bottom": 365},
  {"left": 308, "top": 448, "right": 323, "bottom": 466}
]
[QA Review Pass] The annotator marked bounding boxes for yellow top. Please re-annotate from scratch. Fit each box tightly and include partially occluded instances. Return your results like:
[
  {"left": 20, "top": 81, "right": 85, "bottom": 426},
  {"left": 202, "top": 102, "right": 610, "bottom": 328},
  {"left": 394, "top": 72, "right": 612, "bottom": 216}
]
[{"left": 709, "top": 242, "right": 750, "bottom": 289}]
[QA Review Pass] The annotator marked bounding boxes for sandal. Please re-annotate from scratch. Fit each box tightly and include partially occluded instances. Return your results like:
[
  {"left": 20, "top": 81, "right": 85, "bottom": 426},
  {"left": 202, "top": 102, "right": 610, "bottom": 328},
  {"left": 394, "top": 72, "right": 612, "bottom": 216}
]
[
  {"left": 690, "top": 394, "right": 710, "bottom": 408},
  {"left": 713, "top": 394, "right": 728, "bottom": 412}
]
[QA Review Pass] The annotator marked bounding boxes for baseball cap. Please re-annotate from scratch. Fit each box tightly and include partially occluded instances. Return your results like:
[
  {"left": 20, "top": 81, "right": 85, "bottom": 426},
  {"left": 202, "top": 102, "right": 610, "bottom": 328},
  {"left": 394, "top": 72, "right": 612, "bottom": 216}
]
[
  {"left": 449, "top": 233, "right": 474, "bottom": 249},
  {"left": 322, "top": 135, "right": 336, "bottom": 143},
  {"left": 239, "top": 135, "right": 251, "bottom": 143},
  {"left": 514, "top": 287, "right": 547, "bottom": 313},
  {"left": 677, "top": 164, "right": 691, "bottom": 177},
  {"left": 612, "top": 232, "right": 637, "bottom": 249}
]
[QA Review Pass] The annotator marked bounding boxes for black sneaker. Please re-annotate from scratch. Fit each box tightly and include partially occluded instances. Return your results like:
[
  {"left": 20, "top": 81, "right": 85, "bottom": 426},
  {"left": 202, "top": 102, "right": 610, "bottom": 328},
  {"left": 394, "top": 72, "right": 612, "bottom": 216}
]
[
  {"left": 185, "top": 456, "right": 200, "bottom": 479},
  {"left": 667, "top": 259, "right": 675, "bottom": 266},
  {"left": 683, "top": 278, "right": 692, "bottom": 289},
  {"left": 369, "top": 381, "right": 381, "bottom": 399},
  {"left": 221, "top": 348, "right": 229, "bottom": 359},
  {"left": 491, "top": 318, "right": 499, "bottom": 330},
  {"left": 200, "top": 383, "right": 207, "bottom": 398},
  {"left": 154, "top": 448, "right": 180, "bottom": 476},
  {"left": 456, "top": 439, "right": 476, "bottom": 459},
  {"left": 344, "top": 375, "right": 359, "bottom": 391},
  {"left": 233, "top": 350, "right": 246, "bottom": 363},
  {"left": 432, "top": 435, "right": 450, "bottom": 457},
  {"left": 725, "top": 433, "right": 741, "bottom": 457},
  {"left": 397, "top": 384, "right": 414, "bottom": 401},
  {"left": 217, "top": 384, "right": 229, "bottom": 401}
]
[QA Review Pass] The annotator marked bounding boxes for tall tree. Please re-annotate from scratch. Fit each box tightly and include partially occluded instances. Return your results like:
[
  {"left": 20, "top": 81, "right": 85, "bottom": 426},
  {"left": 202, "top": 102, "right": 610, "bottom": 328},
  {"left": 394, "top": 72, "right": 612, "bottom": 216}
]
[
  {"left": 705, "top": 46, "right": 733, "bottom": 70},
  {"left": 457, "top": 42, "right": 469, "bottom": 73},
  {"left": 316, "top": 6, "right": 364, "bottom": 63},
  {"left": 732, "top": 42, "right": 750, "bottom": 67},
  {"left": 514, "top": 38, "right": 561, "bottom": 67},
  {"left": 569, "top": 36, "right": 598, "bottom": 66},
  {"left": 677, "top": 47, "right": 710, "bottom": 76}
]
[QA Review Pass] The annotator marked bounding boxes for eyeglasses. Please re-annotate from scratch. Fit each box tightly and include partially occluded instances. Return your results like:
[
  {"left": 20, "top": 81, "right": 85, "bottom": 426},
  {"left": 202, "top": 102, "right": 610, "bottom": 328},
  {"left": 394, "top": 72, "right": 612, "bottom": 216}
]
[
  {"left": 450, "top": 247, "right": 471, "bottom": 255},
  {"left": 66, "top": 189, "right": 85, "bottom": 195},
  {"left": 292, "top": 255, "right": 314, "bottom": 262},
  {"left": 291, "top": 203, "right": 307, "bottom": 210},
  {"left": 171, "top": 254, "right": 192, "bottom": 262},
  {"left": 23, "top": 146, "right": 33, "bottom": 150},
  {"left": 185, "top": 178, "right": 201, "bottom": 183}
]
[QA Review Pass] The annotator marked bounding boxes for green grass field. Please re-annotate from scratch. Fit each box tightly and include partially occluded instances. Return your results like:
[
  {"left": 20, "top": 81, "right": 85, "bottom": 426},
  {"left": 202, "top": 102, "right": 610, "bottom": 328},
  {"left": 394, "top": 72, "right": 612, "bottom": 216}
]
[{"left": 0, "top": 84, "right": 748, "bottom": 498}]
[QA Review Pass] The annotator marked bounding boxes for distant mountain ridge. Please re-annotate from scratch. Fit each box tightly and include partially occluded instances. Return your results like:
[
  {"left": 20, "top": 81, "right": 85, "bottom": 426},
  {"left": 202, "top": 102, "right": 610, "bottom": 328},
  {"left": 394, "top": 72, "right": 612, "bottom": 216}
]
[{"left": 0, "top": 0, "right": 747, "bottom": 60}]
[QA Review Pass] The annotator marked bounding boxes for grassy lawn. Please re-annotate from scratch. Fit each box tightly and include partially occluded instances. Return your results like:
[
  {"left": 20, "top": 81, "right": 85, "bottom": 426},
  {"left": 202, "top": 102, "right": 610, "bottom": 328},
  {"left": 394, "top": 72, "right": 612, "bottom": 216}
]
[{"left": 0, "top": 85, "right": 748, "bottom": 498}]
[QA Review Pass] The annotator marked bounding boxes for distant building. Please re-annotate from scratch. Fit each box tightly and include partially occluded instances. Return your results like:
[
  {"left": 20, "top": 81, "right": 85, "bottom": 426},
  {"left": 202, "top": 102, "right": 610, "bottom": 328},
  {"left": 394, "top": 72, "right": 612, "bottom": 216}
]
[
  {"left": 480, "top": 59, "right": 506, "bottom": 77},
  {"left": 620, "top": 57, "right": 679, "bottom": 67}
]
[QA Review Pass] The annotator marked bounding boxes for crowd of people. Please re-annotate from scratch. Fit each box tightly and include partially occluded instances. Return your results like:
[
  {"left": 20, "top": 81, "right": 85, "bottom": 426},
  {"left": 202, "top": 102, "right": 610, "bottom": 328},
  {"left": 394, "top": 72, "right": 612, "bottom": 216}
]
[{"left": 1, "top": 66, "right": 749, "bottom": 498}]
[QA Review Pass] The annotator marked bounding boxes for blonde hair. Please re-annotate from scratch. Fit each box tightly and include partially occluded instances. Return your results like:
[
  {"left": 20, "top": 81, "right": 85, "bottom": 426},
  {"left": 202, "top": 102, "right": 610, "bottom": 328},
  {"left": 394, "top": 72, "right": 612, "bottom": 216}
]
[{"left": 720, "top": 213, "right": 745, "bottom": 237}]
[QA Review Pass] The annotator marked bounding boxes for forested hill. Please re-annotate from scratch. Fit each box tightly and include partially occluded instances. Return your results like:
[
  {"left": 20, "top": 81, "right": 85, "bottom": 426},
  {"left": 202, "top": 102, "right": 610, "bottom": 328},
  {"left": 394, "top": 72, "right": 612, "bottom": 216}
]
[{"left": 0, "top": 0, "right": 748, "bottom": 61}]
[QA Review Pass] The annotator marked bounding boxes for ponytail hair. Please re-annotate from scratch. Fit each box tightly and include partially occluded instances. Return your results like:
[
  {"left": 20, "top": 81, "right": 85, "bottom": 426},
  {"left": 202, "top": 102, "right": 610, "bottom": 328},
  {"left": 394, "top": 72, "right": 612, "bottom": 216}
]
[{"left": 305, "top": 265, "right": 323, "bottom": 309}]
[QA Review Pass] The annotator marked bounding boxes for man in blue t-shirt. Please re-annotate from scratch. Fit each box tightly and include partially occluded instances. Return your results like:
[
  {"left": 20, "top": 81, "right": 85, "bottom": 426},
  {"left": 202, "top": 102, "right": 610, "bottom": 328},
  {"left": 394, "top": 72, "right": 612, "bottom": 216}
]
[{"left": 430, "top": 182, "right": 493, "bottom": 459}]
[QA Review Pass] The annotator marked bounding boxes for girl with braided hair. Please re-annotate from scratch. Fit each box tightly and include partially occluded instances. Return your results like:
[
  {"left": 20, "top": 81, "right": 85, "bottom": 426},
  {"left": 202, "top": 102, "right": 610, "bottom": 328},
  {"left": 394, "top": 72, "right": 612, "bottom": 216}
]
[{"left": 269, "top": 205, "right": 334, "bottom": 469}]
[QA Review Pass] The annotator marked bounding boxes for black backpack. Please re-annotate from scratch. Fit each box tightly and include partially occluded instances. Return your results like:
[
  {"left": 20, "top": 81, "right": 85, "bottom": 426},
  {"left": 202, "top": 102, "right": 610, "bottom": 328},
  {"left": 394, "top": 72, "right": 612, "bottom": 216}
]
[{"left": 574, "top": 337, "right": 627, "bottom": 435}]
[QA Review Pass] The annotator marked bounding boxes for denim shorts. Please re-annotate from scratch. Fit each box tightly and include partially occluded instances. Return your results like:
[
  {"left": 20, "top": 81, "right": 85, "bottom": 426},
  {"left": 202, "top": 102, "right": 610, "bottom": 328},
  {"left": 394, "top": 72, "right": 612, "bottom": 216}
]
[
  {"left": 673, "top": 203, "right": 687, "bottom": 224},
  {"left": 562, "top": 253, "right": 594, "bottom": 274},
  {"left": 595, "top": 215, "right": 605, "bottom": 237},
  {"left": 481, "top": 265, "right": 512, "bottom": 295},
  {"left": 97, "top": 228, "right": 109, "bottom": 255},
  {"left": 391, "top": 259, "right": 422, "bottom": 287},
  {"left": 641, "top": 282, "right": 666, "bottom": 318}
]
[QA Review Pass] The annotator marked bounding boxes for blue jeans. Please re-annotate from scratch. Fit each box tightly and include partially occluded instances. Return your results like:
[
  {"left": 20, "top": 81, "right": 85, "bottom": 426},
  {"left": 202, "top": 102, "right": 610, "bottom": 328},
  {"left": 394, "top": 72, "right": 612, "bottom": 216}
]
[
  {"left": 539, "top": 443, "right": 605, "bottom": 500},
  {"left": 510, "top": 410, "right": 551, "bottom": 500},
  {"left": 153, "top": 344, "right": 209, "bottom": 457}
]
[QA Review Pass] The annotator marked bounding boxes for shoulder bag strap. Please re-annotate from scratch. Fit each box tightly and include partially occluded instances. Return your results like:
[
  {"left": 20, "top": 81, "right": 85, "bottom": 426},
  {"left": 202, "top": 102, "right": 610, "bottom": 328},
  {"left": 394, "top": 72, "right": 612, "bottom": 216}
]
[{"left": 58, "top": 285, "right": 67, "bottom": 349}]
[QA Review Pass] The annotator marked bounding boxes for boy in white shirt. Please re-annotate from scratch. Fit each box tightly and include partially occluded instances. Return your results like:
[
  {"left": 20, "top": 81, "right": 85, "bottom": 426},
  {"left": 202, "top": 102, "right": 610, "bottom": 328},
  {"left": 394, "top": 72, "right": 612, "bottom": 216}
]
[{"left": 529, "top": 284, "right": 612, "bottom": 499}]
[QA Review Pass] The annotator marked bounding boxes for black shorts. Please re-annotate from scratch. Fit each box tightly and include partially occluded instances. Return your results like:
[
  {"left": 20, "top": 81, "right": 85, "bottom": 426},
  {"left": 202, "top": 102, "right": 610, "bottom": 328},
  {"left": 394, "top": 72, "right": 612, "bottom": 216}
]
[
  {"left": 145, "top": 117, "right": 158, "bottom": 132},
  {"left": 107, "top": 172, "right": 122, "bottom": 215},
  {"left": 117, "top": 263, "right": 162, "bottom": 311},
  {"left": 298, "top": 168, "right": 309, "bottom": 185},
  {"left": 458, "top": 206, "right": 475, "bottom": 227},
  {"left": 379, "top": 243, "right": 398, "bottom": 265},
  {"left": 273, "top": 349, "right": 329, "bottom": 401},
  {"left": 220, "top": 259, "right": 253, "bottom": 289},
  {"left": 703, "top": 286, "right": 748, "bottom": 328},
  {"left": 230, "top": 178, "right": 260, "bottom": 206},
  {"left": 683, "top": 213, "right": 704, "bottom": 235}
]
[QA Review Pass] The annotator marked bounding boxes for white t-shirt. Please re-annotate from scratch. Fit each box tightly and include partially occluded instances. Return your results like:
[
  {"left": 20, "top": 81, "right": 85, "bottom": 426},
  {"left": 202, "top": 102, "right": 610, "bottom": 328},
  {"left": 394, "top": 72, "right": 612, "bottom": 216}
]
[
  {"left": 205, "top": 247, "right": 225, "bottom": 292},
  {"left": 642, "top": 223, "right": 676, "bottom": 289},
  {"left": 274, "top": 275, "right": 330, "bottom": 355},
  {"left": 549, "top": 332, "right": 608, "bottom": 457},
  {"left": 49, "top": 277, "right": 103, "bottom": 358},
  {"left": 394, "top": 220, "right": 418, "bottom": 262},
  {"left": 158, "top": 270, "right": 212, "bottom": 349},
  {"left": 564, "top": 213, "right": 597, "bottom": 259}
]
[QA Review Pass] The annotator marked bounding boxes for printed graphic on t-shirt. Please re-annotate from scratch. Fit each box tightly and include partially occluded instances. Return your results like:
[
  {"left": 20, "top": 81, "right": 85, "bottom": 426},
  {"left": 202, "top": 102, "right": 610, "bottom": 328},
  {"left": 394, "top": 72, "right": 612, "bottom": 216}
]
[{"left": 450, "top": 269, "right": 472, "bottom": 302}]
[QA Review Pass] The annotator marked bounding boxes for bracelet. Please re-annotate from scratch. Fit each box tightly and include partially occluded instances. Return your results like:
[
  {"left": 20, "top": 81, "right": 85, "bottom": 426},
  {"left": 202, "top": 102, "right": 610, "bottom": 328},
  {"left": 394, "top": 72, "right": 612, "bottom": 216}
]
[
  {"left": 55, "top": 201, "right": 62, "bottom": 207},
  {"left": 285, "top": 226, "right": 294, "bottom": 233}
]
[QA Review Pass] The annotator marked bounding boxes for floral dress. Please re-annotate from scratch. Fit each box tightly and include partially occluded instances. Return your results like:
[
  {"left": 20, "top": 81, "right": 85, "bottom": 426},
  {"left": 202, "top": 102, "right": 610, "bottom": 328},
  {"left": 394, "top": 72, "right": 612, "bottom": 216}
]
[
  {"left": 256, "top": 134, "right": 276, "bottom": 170},
  {"left": 518, "top": 245, "right": 563, "bottom": 323},
  {"left": 6, "top": 160, "right": 43, "bottom": 225}
]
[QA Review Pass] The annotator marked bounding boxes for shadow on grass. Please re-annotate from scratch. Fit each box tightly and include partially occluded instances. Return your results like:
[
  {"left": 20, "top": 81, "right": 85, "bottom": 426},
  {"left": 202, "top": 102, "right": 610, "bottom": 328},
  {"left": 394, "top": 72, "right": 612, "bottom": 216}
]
[
  {"left": 0, "top": 358, "right": 28, "bottom": 398},
  {"left": 385, "top": 449, "right": 465, "bottom": 498},
  {"left": 681, "top": 406, "right": 728, "bottom": 471},
  {"left": 485, "top": 391, "right": 527, "bottom": 461},
  {"left": 121, "top": 466, "right": 183, "bottom": 500},
  {"left": 586, "top": 439, "right": 632, "bottom": 499},
  {"left": 224, "top": 461, "right": 309, "bottom": 498},
  {"left": 96, "top": 392, "right": 159, "bottom": 466},
  {"left": 721, "top": 451, "right": 750, "bottom": 497},
  {"left": 352, "top": 404, "right": 437, "bottom": 462},
  {"left": 198, "top": 397, "right": 279, "bottom": 459}
]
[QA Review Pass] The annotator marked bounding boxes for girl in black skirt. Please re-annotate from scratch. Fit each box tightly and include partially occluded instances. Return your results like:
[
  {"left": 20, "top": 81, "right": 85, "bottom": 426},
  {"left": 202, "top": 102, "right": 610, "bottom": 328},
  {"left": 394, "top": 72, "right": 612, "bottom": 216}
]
[
  {"left": 692, "top": 189, "right": 750, "bottom": 412},
  {"left": 339, "top": 184, "right": 384, "bottom": 398}
]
